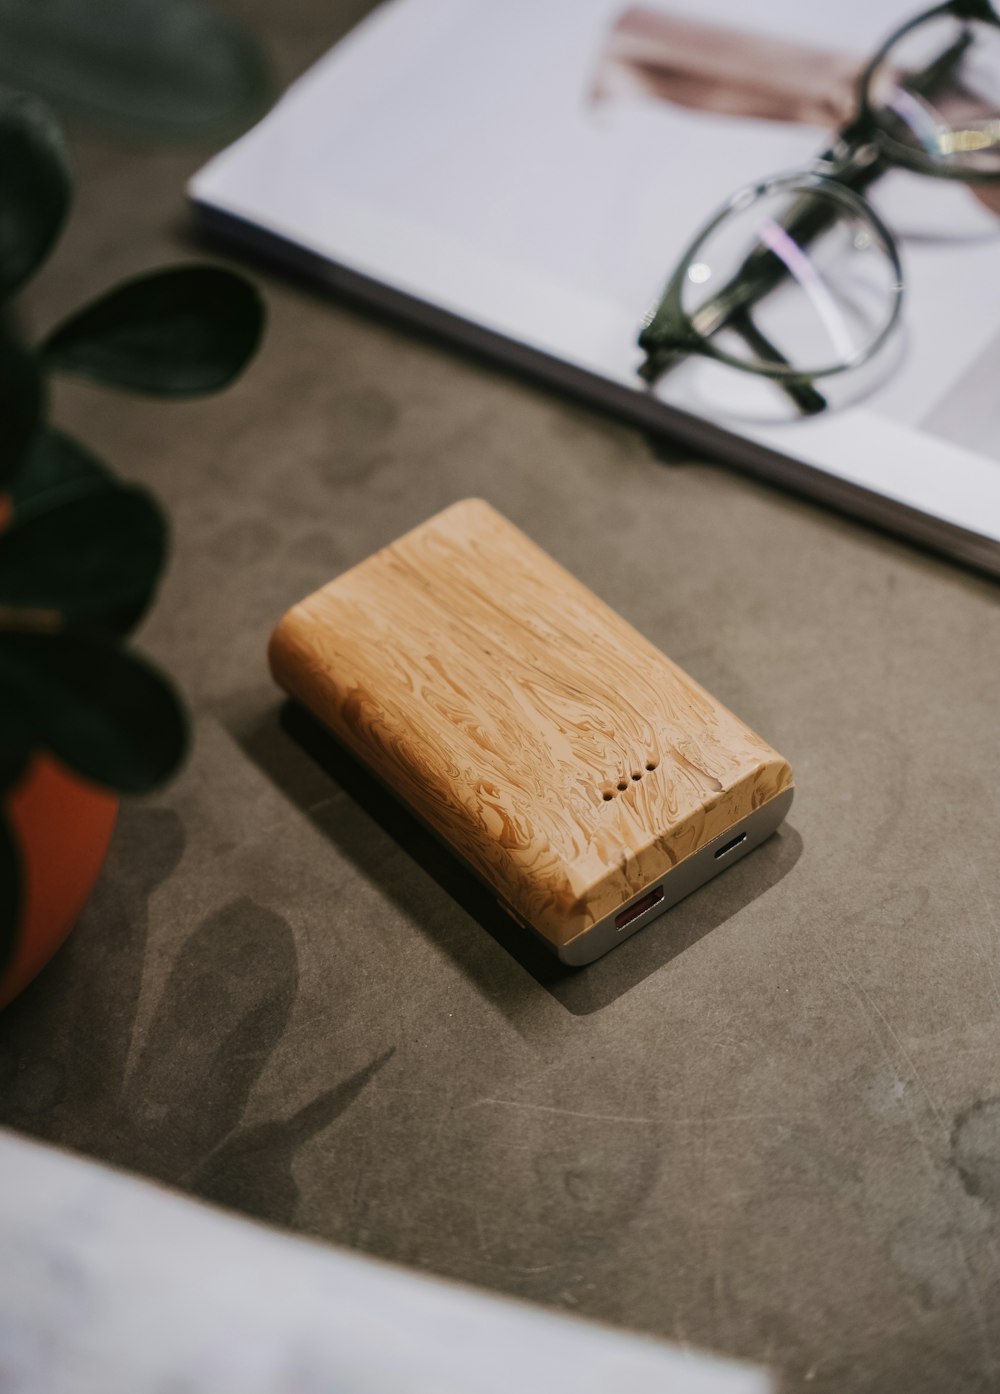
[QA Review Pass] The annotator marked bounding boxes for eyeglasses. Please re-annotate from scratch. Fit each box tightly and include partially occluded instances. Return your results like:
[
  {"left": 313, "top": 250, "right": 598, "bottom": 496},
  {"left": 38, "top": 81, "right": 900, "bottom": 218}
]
[{"left": 637, "top": 0, "right": 1000, "bottom": 414}]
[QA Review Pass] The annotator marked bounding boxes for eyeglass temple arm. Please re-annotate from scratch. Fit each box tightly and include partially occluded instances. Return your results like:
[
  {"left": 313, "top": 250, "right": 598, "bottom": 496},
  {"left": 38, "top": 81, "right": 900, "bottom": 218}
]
[
  {"left": 953, "top": 0, "right": 995, "bottom": 23},
  {"left": 727, "top": 312, "right": 827, "bottom": 413},
  {"left": 886, "top": 22, "right": 975, "bottom": 95},
  {"left": 638, "top": 314, "right": 827, "bottom": 414}
]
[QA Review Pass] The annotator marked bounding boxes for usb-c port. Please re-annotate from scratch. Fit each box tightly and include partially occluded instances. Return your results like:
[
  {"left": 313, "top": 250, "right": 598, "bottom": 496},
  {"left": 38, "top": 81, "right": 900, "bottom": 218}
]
[{"left": 714, "top": 832, "right": 747, "bottom": 860}]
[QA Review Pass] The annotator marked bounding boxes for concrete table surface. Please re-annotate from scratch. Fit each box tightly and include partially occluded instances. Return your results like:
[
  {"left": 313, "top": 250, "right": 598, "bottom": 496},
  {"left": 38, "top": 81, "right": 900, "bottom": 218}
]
[{"left": 2, "top": 4, "right": 1000, "bottom": 1391}]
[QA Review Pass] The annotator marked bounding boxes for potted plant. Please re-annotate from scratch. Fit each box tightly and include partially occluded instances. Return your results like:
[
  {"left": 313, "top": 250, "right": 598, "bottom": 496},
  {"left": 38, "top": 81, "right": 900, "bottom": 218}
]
[{"left": 0, "top": 86, "right": 264, "bottom": 1007}]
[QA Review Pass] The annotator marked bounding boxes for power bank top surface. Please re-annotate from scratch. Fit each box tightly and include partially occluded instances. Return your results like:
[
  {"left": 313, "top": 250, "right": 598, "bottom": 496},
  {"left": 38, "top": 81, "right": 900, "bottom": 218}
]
[{"left": 269, "top": 499, "right": 793, "bottom": 952}]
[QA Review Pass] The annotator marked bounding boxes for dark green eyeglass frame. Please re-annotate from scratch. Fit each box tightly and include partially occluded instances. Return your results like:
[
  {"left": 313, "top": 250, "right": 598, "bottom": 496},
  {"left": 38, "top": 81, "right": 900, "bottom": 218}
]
[{"left": 637, "top": 0, "right": 1000, "bottom": 410}]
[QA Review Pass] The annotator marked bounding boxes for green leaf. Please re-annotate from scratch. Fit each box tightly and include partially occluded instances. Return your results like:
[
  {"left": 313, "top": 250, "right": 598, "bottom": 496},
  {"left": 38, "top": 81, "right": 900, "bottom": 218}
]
[
  {"left": 0, "top": 630, "right": 187, "bottom": 792},
  {"left": 9, "top": 427, "right": 112, "bottom": 508},
  {"left": 0, "top": 478, "right": 167, "bottom": 635},
  {"left": 0, "top": 326, "right": 43, "bottom": 482},
  {"left": 0, "top": 0, "right": 270, "bottom": 143},
  {"left": 0, "top": 812, "right": 19, "bottom": 979},
  {"left": 0, "top": 84, "right": 71, "bottom": 299},
  {"left": 42, "top": 264, "right": 265, "bottom": 395}
]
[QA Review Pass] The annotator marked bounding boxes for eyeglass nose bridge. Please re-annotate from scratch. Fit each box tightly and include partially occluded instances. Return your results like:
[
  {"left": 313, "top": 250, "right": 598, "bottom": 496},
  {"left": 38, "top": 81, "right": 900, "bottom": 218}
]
[{"left": 814, "top": 140, "right": 882, "bottom": 182}]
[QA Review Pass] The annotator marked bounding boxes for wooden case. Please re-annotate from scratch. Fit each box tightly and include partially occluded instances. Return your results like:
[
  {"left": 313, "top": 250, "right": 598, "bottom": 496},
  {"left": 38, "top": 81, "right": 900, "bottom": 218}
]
[{"left": 269, "top": 499, "right": 793, "bottom": 964}]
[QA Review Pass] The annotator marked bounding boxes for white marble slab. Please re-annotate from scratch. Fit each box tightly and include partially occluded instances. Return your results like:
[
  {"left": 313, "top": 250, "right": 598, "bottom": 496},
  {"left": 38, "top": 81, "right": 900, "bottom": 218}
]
[{"left": 0, "top": 1128, "right": 770, "bottom": 1394}]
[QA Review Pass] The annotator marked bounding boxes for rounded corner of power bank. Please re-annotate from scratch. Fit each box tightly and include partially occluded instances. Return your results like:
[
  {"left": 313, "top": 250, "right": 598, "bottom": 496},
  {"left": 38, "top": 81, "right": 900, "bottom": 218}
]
[{"left": 554, "top": 935, "right": 604, "bottom": 968}]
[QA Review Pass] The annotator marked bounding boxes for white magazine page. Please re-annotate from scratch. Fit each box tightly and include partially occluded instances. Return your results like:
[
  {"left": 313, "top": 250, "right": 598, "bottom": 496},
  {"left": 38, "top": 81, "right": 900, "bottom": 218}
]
[{"left": 191, "top": 0, "right": 1000, "bottom": 552}]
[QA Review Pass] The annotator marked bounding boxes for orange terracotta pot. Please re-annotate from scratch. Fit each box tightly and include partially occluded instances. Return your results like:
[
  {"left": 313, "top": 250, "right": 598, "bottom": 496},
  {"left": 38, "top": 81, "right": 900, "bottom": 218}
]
[{"left": 0, "top": 755, "right": 118, "bottom": 1010}]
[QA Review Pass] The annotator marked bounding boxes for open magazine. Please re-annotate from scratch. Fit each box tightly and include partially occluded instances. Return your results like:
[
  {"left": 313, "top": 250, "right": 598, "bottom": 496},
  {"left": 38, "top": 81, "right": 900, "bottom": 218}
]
[{"left": 190, "top": 0, "right": 1000, "bottom": 575}]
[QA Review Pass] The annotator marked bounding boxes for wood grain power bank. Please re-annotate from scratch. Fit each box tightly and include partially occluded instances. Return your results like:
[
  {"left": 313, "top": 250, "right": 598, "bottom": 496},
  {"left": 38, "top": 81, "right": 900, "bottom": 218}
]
[{"left": 269, "top": 500, "right": 794, "bottom": 966}]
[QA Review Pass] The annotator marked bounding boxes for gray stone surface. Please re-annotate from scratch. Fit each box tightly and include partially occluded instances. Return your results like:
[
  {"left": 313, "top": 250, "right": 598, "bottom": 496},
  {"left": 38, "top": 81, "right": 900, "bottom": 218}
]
[{"left": 2, "top": 4, "right": 1000, "bottom": 1391}]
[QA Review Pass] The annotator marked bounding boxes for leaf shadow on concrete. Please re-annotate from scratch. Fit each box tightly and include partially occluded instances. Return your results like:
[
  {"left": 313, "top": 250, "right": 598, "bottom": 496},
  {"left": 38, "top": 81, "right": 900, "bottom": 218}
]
[{"left": 0, "top": 805, "right": 391, "bottom": 1228}]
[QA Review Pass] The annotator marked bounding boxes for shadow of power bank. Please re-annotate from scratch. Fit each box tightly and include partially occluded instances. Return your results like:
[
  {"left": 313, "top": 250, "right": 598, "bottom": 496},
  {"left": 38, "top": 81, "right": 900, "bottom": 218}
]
[{"left": 269, "top": 500, "right": 794, "bottom": 965}]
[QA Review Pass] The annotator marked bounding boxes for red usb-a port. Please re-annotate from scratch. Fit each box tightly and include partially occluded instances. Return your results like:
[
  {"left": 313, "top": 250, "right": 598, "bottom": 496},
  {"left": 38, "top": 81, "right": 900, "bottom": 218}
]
[{"left": 615, "top": 884, "right": 664, "bottom": 932}]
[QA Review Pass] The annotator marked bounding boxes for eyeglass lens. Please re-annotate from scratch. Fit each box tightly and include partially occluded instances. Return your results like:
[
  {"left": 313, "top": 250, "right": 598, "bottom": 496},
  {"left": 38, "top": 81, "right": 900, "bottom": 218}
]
[
  {"left": 865, "top": 13, "right": 1000, "bottom": 174},
  {"left": 679, "top": 181, "right": 901, "bottom": 378}
]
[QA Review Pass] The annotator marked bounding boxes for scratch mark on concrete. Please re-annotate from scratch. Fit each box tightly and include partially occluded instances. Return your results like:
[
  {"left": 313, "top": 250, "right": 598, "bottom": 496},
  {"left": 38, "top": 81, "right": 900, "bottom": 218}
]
[{"left": 461, "top": 1098, "right": 822, "bottom": 1128}]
